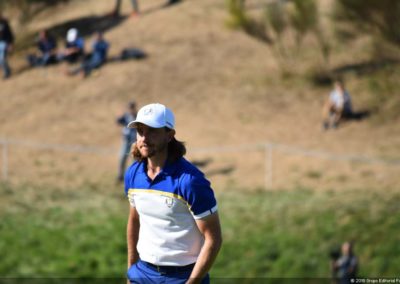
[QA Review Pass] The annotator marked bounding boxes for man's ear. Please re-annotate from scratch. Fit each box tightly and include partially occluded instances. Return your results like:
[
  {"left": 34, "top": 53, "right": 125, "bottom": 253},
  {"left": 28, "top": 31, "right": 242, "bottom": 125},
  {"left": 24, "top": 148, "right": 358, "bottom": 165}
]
[{"left": 168, "top": 129, "right": 176, "bottom": 142}]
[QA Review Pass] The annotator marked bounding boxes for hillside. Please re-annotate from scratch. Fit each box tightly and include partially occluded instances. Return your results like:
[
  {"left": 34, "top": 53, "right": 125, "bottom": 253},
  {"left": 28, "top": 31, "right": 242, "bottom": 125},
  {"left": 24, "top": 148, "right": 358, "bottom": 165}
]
[{"left": 0, "top": 0, "right": 399, "bottom": 190}]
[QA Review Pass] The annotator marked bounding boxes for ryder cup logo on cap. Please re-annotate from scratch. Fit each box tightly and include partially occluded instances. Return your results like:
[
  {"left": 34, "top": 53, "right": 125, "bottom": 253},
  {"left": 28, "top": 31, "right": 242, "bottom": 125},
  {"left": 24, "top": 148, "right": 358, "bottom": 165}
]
[{"left": 128, "top": 103, "right": 175, "bottom": 129}]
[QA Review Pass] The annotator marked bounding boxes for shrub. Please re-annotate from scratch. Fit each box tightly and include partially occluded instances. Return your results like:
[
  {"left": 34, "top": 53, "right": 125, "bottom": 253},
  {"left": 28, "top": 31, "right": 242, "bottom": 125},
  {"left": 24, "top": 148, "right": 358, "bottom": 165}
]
[
  {"left": 334, "top": 0, "right": 400, "bottom": 56},
  {"left": 2, "top": 0, "right": 70, "bottom": 23}
]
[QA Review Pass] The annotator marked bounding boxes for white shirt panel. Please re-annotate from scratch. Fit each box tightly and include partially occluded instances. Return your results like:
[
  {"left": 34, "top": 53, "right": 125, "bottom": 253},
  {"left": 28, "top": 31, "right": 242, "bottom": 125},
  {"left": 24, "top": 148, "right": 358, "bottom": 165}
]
[{"left": 129, "top": 189, "right": 204, "bottom": 266}]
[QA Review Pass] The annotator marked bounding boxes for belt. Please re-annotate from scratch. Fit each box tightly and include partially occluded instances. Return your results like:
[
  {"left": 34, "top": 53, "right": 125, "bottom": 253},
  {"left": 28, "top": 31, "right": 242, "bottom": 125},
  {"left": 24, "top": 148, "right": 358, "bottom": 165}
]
[{"left": 141, "top": 260, "right": 195, "bottom": 274}]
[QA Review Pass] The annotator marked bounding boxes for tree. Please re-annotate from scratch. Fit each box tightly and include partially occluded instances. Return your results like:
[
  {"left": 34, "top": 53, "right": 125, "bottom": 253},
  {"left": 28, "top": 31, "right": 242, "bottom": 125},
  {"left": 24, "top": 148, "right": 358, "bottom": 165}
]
[
  {"left": 1, "top": 0, "right": 70, "bottom": 23},
  {"left": 334, "top": 0, "right": 400, "bottom": 57}
]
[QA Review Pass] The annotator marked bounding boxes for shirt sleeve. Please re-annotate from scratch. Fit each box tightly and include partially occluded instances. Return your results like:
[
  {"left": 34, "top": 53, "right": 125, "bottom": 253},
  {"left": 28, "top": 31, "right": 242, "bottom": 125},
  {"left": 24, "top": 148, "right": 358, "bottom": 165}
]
[
  {"left": 182, "top": 173, "right": 218, "bottom": 219},
  {"left": 77, "top": 38, "right": 84, "bottom": 50},
  {"left": 124, "top": 166, "right": 136, "bottom": 208}
]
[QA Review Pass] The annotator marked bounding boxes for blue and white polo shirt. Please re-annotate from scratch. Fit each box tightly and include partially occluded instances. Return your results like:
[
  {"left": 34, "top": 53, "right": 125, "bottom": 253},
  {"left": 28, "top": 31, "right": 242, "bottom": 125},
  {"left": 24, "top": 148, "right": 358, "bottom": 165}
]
[{"left": 124, "top": 157, "right": 218, "bottom": 266}]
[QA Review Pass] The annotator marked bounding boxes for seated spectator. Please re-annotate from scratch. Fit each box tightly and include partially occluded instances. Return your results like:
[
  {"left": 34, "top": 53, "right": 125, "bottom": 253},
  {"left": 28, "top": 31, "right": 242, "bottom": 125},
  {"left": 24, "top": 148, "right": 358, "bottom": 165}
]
[
  {"left": 67, "top": 31, "right": 109, "bottom": 78},
  {"left": 58, "top": 28, "right": 85, "bottom": 63},
  {"left": 322, "top": 78, "right": 353, "bottom": 130},
  {"left": 27, "top": 30, "right": 57, "bottom": 67}
]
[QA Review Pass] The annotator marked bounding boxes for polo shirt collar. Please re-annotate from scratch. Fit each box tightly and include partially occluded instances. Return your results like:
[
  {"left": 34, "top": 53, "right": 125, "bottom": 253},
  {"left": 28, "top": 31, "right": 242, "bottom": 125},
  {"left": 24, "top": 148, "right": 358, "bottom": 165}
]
[
  {"left": 161, "top": 158, "right": 180, "bottom": 176},
  {"left": 138, "top": 157, "right": 180, "bottom": 178}
]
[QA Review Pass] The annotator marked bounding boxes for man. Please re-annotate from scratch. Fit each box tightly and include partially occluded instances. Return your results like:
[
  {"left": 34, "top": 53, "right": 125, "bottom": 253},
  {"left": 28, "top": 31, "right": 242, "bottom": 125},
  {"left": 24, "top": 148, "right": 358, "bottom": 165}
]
[
  {"left": 58, "top": 28, "right": 85, "bottom": 63},
  {"left": 331, "top": 242, "right": 358, "bottom": 284},
  {"left": 124, "top": 103, "right": 222, "bottom": 283},
  {"left": 116, "top": 101, "right": 137, "bottom": 183},
  {"left": 68, "top": 31, "right": 109, "bottom": 78},
  {"left": 112, "top": 0, "right": 139, "bottom": 17},
  {"left": 322, "top": 78, "right": 353, "bottom": 130},
  {"left": 27, "top": 29, "right": 57, "bottom": 67},
  {"left": 0, "top": 11, "right": 14, "bottom": 79}
]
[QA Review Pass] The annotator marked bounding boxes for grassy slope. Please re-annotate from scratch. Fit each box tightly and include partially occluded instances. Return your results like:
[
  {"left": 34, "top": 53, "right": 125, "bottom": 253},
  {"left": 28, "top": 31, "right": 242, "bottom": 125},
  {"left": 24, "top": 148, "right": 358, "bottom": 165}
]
[
  {"left": 1, "top": 183, "right": 399, "bottom": 277},
  {"left": 0, "top": 0, "right": 399, "bottom": 190}
]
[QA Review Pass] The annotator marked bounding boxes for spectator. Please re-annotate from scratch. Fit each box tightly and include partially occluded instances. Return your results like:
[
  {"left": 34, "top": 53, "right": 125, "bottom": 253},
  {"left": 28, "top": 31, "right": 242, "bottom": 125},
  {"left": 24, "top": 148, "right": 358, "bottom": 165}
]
[
  {"left": 116, "top": 101, "right": 137, "bottom": 183},
  {"left": 331, "top": 242, "right": 358, "bottom": 284},
  {"left": 58, "top": 28, "right": 84, "bottom": 63},
  {"left": 68, "top": 31, "right": 109, "bottom": 77},
  {"left": 112, "top": 0, "right": 139, "bottom": 17},
  {"left": 27, "top": 30, "right": 57, "bottom": 67},
  {"left": 0, "top": 11, "right": 14, "bottom": 79},
  {"left": 322, "top": 78, "right": 353, "bottom": 130}
]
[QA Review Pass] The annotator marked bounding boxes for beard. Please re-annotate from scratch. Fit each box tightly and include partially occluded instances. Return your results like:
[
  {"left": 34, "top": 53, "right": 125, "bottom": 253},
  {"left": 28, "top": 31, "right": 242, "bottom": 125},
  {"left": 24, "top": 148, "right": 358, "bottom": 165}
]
[{"left": 139, "top": 141, "right": 168, "bottom": 158}]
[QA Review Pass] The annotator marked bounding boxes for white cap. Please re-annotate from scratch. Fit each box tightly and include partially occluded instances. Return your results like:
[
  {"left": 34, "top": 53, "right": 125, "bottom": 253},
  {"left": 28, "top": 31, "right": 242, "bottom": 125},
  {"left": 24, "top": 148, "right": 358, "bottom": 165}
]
[
  {"left": 66, "top": 28, "right": 78, "bottom": 43},
  {"left": 128, "top": 103, "right": 175, "bottom": 129}
]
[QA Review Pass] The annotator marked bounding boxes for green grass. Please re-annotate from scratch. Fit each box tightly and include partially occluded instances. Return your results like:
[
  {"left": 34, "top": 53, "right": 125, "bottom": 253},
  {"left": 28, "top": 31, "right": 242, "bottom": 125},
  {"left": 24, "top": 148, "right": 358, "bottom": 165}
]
[
  {"left": 214, "top": 188, "right": 400, "bottom": 278},
  {"left": 0, "top": 183, "right": 399, "bottom": 278},
  {"left": 0, "top": 207, "right": 127, "bottom": 277}
]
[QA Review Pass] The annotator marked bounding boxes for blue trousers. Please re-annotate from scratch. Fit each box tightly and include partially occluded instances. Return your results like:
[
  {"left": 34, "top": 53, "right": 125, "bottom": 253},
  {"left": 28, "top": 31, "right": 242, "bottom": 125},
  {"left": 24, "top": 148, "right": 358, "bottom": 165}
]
[
  {"left": 0, "top": 41, "right": 11, "bottom": 78},
  {"left": 127, "top": 260, "right": 210, "bottom": 284}
]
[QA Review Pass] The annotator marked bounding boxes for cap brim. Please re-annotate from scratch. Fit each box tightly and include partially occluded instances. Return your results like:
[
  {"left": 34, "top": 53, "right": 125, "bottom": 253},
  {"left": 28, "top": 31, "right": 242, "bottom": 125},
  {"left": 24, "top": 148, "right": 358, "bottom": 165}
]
[{"left": 127, "top": 119, "right": 165, "bottom": 129}]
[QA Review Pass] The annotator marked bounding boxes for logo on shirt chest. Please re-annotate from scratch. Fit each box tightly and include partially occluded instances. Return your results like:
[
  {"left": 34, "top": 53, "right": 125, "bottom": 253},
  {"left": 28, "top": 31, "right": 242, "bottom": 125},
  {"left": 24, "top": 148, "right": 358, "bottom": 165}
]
[{"left": 165, "top": 197, "right": 174, "bottom": 208}]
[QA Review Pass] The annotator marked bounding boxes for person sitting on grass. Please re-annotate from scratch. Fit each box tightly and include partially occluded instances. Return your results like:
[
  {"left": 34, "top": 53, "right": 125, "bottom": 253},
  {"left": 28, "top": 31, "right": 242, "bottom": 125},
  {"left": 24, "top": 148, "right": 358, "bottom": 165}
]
[
  {"left": 322, "top": 78, "right": 353, "bottom": 130},
  {"left": 67, "top": 31, "right": 109, "bottom": 78},
  {"left": 27, "top": 30, "right": 58, "bottom": 67},
  {"left": 58, "top": 28, "right": 85, "bottom": 64}
]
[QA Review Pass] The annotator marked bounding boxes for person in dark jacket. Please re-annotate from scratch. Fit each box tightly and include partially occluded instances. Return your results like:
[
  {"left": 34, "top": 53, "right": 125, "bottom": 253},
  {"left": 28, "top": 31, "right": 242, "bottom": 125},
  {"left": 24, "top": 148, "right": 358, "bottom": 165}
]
[
  {"left": 58, "top": 28, "right": 85, "bottom": 63},
  {"left": 27, "top": 30, "right": 58, "bottom": 67},
  {"left": 116, "top": 101, "right": 137, "bottom": 183},
  {"left": 331, "top": 242, "right": 358, "bottom": 284},
  {"left": 0, "top": 11, "right": 14, "bottom": 79}
]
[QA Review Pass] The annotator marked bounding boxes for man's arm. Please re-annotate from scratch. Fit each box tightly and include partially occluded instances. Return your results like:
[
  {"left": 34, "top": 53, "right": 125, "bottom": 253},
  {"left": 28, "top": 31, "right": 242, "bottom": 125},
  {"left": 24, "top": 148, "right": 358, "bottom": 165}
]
[
  {"left": 127, "top": 206, "right": 140, "bottom": 268},
  {"left": 187, "top": 212, "right": 222, "bottom": 284}
]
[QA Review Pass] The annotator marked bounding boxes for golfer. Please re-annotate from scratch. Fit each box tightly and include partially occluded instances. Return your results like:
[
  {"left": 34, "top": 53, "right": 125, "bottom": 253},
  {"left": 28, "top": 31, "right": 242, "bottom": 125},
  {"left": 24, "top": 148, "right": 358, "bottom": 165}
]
[{"left": 124, "top": 103, "right": 222, "bottom": 284}]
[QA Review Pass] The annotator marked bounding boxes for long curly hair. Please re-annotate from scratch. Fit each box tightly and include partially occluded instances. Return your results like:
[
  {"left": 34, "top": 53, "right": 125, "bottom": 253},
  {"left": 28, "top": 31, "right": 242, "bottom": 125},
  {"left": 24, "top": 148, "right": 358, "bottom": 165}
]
[{"left": 131, "top": 137, "right": 186, "bottom": 163}]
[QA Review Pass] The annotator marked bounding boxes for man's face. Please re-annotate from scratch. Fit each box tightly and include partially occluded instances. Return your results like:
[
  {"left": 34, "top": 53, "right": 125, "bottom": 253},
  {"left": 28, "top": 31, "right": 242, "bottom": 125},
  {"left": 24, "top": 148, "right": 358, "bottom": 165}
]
[
  {"left": 39, "top": 31, "right": 46, "bottom": 40},
  {"left": 341, "top": 242, "right": 351, "bottom": 256},
  {"left": 334, "top": 81, "right": 344, "bottom": 92},
  {"left": 136, "top": 124, "right": 174, "bottom": 158}
]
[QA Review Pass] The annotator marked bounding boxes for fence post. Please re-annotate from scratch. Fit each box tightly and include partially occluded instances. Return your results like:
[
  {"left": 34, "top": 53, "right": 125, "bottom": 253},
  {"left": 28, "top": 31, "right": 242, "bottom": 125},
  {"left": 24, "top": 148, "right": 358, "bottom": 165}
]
[
  {"left": 265, "top": 143, "right": 273, "bottom": 189},
  {"left": 2, "top": 140, "right": 8, "bottom": 181}
]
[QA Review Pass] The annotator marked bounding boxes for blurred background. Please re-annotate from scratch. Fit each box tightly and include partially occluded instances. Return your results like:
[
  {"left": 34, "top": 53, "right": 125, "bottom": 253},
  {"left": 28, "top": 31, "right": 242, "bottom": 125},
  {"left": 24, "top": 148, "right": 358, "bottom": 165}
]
[{"left": 0, "top": 0, "right": 399, "bottom": 280}]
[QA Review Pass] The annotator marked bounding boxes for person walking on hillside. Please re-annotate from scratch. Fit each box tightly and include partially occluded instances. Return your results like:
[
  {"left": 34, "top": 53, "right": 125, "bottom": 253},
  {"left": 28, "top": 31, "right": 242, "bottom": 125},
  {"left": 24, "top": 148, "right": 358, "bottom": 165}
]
[
  {"left": 112, "top": 0, "right": 140, "bottom": 17},
  {"left": 322, "top": 78, "right": 353, "bottom": 130},
  {"left": 0, "top": 11, "right": 14, "bottom": 79},
  {"left": 124, "top": 103, "right": 222, "bottom": 283},
  {"left": 116, "top": 101, "right": 137, "bottom": 183}
]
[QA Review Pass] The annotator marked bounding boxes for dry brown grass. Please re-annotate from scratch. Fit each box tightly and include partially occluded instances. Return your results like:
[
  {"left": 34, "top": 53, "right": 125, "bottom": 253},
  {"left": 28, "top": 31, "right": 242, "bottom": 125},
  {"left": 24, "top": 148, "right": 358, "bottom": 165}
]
[{"left": 0, "top": 0, "right": 399, "bottom": 191}]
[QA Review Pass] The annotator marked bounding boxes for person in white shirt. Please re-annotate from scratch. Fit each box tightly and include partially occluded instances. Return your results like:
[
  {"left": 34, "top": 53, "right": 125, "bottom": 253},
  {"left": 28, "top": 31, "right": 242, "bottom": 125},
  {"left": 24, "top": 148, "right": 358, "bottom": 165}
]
[{"left": 322, "top": 79, "right": 353, "bottom": 130}]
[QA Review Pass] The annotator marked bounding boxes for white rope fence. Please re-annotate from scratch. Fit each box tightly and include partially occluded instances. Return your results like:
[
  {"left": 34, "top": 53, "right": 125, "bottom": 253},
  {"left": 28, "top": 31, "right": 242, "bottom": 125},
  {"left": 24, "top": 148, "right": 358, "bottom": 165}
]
[{"left": 1, "top": 137, "right": 399, "bottom": 188}]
